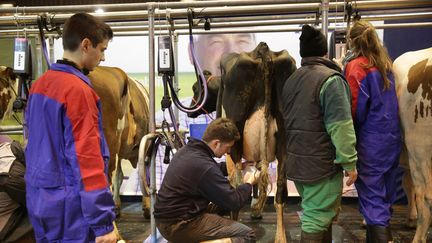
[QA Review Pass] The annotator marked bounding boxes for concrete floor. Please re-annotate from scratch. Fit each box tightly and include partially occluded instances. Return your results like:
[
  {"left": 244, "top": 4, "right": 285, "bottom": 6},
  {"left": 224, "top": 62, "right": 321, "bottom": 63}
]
[{"left": 116, "top": 198, "right": 431, "bottom": 243}]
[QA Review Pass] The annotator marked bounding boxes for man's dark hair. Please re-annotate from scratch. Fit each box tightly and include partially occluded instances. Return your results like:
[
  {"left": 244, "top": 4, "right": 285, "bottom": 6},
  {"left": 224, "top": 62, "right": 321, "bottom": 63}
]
[
  {"left": 202, "top": 118, "right": 240, "bottom": 143},
  {"left": 62, "top": 12, "right": 113, "bottom": 51}
]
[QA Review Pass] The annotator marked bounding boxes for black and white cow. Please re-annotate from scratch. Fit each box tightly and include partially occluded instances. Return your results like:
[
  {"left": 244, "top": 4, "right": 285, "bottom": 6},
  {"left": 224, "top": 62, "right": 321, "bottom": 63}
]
[
  {"left": 189, "top": 42, "right": 296, "bottom": 242},
  {"left": 191, "top": 42, "right": 296, "bottom": 242}
]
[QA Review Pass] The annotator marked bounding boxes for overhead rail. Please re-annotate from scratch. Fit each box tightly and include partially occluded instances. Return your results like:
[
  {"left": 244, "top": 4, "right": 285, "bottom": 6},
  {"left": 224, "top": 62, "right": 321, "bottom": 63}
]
[
  {"left": 99, "top": 22, "right": 432, "bottom": 36},
  {"left": 1, "top": 13, "right": 431, "bottom": 37},
  {"left": 2, "top": 7, "right": 430, "bottom": 29},
  {"left": 0, "top": 0, "right": 317, "bottom": 13},
  {"left": 1, "top": 0, "right": 431, "bottom": 26},
  {"left": 2, "top": 7, "right": 431, "bottom": 31}
]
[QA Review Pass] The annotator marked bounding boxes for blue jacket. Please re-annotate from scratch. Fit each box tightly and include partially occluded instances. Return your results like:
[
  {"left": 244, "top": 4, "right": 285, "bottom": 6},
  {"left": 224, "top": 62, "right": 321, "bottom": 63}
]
[
  {"left": 25, "top": 62, "right": 115, "bottom": 242},
  {"left": 345, "top": 56, "right": 401, "bottom": 171}
]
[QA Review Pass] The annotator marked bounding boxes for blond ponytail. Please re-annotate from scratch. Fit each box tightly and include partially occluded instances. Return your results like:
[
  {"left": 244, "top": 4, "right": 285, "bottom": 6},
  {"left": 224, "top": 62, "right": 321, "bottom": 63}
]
[{"left": 348, "top": 20, "right": 393, "bottom": 90}]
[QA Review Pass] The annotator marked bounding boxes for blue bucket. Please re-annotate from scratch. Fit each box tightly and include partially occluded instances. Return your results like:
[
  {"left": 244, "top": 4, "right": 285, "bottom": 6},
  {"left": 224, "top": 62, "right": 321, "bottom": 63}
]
[{"left": 189, "top": 123, "right": 208, "bottom": 139}]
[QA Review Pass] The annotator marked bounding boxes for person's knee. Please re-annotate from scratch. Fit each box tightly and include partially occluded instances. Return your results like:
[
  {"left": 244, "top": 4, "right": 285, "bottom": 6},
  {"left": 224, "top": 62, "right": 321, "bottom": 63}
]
[{"left": 241, "top": 226, "right": 256, "bottom": 242}]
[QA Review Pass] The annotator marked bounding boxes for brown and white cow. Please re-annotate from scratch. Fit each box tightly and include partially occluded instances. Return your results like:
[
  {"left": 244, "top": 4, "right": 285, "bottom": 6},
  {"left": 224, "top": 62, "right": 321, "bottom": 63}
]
[
  {"left": 218, "top": 42, "right": 296, "bottom": 242},
  {"left": 394, "top": 47, "right": 432, "bottom": 243},
  {"left": 89, "top": 66, "right": 150, "bottom": 216},
  {"left": 0, "top": 66, "right": 17, "bottom": 120}
]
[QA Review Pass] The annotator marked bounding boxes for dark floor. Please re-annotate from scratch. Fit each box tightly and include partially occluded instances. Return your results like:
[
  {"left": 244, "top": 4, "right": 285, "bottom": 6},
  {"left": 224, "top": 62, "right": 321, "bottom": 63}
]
[{"left": 116, "top": 197, "right": 432, "bottom": 243}]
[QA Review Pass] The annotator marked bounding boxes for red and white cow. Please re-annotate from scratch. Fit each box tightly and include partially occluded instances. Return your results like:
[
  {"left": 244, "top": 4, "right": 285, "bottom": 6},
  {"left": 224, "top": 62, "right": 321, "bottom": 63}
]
[
  {"left": 394, "top": 47, "right": 432, "bottom": 243},
  {"left": 0, "top": 66, "right": 17, "bottom": 120},
  {"left": 89, "top": 66, "right": 150, "bottom": 216}
]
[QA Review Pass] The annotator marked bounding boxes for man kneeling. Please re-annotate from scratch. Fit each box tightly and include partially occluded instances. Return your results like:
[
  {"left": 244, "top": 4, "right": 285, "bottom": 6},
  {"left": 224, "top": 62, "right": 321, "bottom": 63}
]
[{"left": 154, "top": 118, "right": 259, "bottom": 243}]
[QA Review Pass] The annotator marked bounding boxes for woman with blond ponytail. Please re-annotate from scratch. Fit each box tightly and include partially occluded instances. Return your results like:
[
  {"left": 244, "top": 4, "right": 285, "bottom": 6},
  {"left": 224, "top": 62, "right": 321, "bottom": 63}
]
[{"left": 344, "top": 20, "right": 401, "bottom": 243}]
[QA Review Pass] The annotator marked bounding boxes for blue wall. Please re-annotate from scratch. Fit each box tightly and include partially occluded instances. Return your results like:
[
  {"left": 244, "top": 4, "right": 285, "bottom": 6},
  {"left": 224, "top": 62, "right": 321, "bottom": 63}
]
[{"left": 384, "top": 19, "right": 432, "bottom": 61}]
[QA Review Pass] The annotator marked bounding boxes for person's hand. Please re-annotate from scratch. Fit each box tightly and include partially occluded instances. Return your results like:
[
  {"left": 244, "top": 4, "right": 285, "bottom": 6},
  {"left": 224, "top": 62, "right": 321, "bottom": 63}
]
[
  {"left": 333, "top": 56, "right": 344, "bottom": 70},
  {"left": 95, "top": 230, "right": 117, "bottom": 243},
  {"left": 243, "top": 165, "right": 260, "bottom": 185},
  {"left": 344, "top": 168, "right": 358, "bottom": 186}
]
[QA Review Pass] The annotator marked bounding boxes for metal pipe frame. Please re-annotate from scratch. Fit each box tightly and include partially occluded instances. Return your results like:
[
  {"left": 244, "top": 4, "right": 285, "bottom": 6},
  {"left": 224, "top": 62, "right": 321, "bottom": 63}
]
[
  {"left": 2, "top": 7, "right": 430, "bottom": 31},
  {"left": 1, "top": 0, "right": 431, "bottom": 26},
  {"left": 0, "top": 0, "right": 429, "bottom": 15},
  {"left": 102, "top": 22, "right": 432, "bottom": 36},
  {"left": 0, "top": 0, "right": 314, "bottom": 14},
  {"left": 148, "top": 4, "right": 157, "bottom": 243},
  {"left": 2, "top": 9, "right": 431, "bottom": 32},
  {"left": 111, "top": 11, "right": 432, "bottom": 32},
  {"left": 2, "top": 19, "right": 431, "bottom": 38},
  {"left": 322, "top": 0, "right": 329, "bottom": 39}
]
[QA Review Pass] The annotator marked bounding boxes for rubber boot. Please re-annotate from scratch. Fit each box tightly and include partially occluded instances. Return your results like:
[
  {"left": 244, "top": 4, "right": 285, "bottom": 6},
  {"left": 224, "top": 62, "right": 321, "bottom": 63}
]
[
  {"left": 322, "top": 225, "right": 332, "bottom": 243},
  {"left": 366, "top": 225, "right": 393, "bottom": 243},
  {"left": 300, "top": 230, "right": 325, "bottom": 243}
]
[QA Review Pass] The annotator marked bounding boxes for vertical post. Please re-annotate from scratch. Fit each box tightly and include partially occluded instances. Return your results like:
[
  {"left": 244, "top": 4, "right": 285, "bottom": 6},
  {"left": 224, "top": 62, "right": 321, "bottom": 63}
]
[
  {"left": 148, "top": 7, "right": 156, "bottom": 133},
  {"left": 48, "top": 36, "right": 55, "bottom": 64},
  {"left": 148, "top": 3, "right": 157, "bottom": 243},
  {"left": 322, "top": 0, "right": 329, "bottom": 41},
  {"left": 173, "top": 32, "right": 179, "bottom": 122},
  {"left": 35, "top": 36, "right": 43, "bottom": 78}
]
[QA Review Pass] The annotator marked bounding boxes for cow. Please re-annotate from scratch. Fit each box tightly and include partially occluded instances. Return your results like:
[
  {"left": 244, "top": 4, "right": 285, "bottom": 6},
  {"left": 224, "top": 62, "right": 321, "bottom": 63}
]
[
  {"left": 394, "top": 47, "right": 432, "bottom": 243},
  {"left": 190, "top": 42, "right": 296, "bottom": 242},
  {"left": 0, "top": 66, "right": 17, "bottom": 120},
  {"left": 88, "top": 66, "right": 150, "bottom": 217}
]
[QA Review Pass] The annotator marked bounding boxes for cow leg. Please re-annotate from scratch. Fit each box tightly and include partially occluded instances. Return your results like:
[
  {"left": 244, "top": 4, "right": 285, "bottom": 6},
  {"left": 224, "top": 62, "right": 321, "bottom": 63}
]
[
  {"left": 251, "top": 160, "right": 269, "bottom": 219},
  {"left": 402, "top": 168, "right": 417, "bottom": 228},
  {"left": 113, "top": 221, "right": 124, "bottom": 241},
  {"left": 274, "top": 159, "right": 288, "bottom": 243},
  {"left": 248, "top": 161, "right": 261, "bottom": 219},
  {"left": 226, "top": 154, "right": 242, "bottom": 220},
  {"left": 112, "top": 155, "right": 123, "bottom": 217},
  {"left": 407, "top": 143, "right": 432, "bottom": 243},
  {"left": 412, "top": 189, "right": 431, "bottom": 243}
]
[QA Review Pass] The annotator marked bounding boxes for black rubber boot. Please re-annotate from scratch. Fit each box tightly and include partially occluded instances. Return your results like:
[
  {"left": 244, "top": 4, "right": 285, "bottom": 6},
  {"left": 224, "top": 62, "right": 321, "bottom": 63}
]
[
  {"left": 300, "top": 230, "right": 325, "bottom": 243},
  {"left": 366, "top": 225, "right": 393, "bottom": 243},
  {"left": 322, "top": 225, "right": 332, "bottom": 243}
]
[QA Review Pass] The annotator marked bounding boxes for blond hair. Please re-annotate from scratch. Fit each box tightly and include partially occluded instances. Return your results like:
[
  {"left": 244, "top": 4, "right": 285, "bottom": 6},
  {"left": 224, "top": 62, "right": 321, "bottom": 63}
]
[{"left": 348, "top": 20, "right": 393, "bottom": 89}]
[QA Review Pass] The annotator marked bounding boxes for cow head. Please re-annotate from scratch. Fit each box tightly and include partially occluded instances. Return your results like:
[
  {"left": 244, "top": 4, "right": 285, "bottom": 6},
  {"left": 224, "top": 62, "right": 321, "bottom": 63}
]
[
  {"left": 188, "top": 70, "right": 221, "bottom": 118},
  {"left": 0, "top": 66, "right": 17, "bottom": 120}
]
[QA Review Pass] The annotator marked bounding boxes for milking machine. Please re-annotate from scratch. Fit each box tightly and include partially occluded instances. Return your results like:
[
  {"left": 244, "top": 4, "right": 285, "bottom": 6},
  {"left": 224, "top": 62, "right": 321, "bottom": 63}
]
[
  {"left": 142, "top": 8, "right": 212, "bottom": 242},
  {"left": 11, "top": 37, "right": 32, "bottom": 138}
]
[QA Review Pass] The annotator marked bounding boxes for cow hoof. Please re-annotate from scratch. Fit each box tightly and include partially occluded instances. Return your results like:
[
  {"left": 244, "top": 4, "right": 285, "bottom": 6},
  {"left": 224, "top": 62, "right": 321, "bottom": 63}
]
[
  {"left": 143, "top": 208, "right": 151, "bottom": 219},
  {"left": 361, "top": 218, "right": 366, "bottom": 228},
  {"left": 115, "top": 208, "right": 122, "bottom": 218},
  {"left": 250, "top": 213, "right": 263, "bottom": 220},
  {"left": 406, "top": 218, "right": 417, "bottom": 229}
]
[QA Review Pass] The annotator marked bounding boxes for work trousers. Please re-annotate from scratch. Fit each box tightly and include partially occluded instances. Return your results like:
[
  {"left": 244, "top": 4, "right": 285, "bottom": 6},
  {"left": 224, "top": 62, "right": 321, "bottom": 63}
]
[
  {"left": 295, "top": 171, "right": 343, "bottom": 233},
  {"left": 156, "top": 212, "right": 256, "bottom": 243}
]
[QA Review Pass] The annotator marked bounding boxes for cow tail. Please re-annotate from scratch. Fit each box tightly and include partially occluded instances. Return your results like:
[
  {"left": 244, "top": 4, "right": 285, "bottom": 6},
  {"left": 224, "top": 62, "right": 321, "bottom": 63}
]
[
  {"left": 256, "top": 53, "right": 274, "bottom": 213},
  {"left": 121, "top": 75, "right": 129, "bottom": 115}
]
